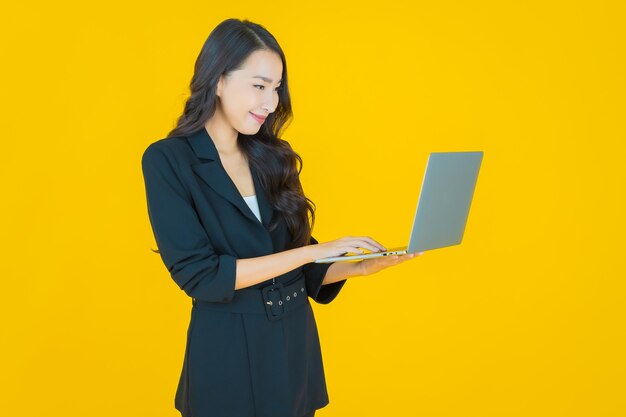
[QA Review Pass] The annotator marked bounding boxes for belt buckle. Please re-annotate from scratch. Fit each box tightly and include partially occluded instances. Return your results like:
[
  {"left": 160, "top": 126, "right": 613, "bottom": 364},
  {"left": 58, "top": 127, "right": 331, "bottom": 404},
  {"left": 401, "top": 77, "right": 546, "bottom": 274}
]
[{"left": 262, "top": 281, "right": 285, "bottom": 321}]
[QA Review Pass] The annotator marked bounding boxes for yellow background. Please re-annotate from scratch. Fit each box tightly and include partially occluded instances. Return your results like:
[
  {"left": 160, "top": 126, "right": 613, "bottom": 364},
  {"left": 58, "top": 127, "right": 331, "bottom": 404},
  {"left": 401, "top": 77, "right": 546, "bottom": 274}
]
[{"left": 2, "top": 1, "right": 625, "bottom": 416}]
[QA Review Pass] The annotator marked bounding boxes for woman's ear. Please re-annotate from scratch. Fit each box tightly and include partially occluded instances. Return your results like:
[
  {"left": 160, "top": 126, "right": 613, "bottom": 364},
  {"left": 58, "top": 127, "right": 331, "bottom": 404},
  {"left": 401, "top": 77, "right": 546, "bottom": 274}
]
[{"left": 216, "top": 75, "right": 224, "bottom": 98}]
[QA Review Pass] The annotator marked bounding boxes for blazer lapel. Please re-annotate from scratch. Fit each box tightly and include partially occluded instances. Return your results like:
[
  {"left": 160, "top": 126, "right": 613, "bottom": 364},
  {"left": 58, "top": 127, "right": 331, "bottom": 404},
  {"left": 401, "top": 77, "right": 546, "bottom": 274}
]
[{"left": 187, "top": 126, "right": 275, "bottom": 229}]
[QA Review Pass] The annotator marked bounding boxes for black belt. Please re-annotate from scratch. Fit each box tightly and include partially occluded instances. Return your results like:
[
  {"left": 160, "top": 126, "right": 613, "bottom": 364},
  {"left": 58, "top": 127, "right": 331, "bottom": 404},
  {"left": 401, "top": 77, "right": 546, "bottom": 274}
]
[{"left": 192, "top": 276, "right": 308, "bottom": 321}]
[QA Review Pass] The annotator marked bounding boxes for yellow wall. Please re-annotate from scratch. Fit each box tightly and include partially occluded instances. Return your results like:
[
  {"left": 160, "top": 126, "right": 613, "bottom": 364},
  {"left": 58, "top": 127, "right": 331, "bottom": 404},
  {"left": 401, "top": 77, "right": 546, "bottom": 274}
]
[{"left": 1, "top": 1, "right": 624, "bottom": 416}]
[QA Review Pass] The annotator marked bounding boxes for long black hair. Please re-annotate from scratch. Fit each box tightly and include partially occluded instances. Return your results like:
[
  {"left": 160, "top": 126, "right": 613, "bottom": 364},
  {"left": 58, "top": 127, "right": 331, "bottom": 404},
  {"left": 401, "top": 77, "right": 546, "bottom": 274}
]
[{"left": 166, "top": 18, "right": 316, "bottom": 250}]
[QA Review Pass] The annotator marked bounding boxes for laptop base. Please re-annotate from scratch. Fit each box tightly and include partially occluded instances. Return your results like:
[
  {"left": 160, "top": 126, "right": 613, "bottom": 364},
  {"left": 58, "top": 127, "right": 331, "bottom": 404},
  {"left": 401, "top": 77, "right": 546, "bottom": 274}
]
[{"left": 314, "top": 246, "right": 409, "bottom": 263}]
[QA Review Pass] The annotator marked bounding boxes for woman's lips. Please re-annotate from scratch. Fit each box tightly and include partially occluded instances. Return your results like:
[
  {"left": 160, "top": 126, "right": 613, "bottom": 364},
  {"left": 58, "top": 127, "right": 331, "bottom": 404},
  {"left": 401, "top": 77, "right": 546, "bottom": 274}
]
[{"left": 250, "top": 112, "right": 266, "bottom": 123}]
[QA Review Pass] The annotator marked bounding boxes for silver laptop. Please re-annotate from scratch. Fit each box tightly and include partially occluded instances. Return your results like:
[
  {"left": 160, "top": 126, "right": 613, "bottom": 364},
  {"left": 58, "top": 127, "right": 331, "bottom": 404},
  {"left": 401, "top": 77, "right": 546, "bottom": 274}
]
[{"left": 314, "top": 151, "right": 484, "bottom": 263}]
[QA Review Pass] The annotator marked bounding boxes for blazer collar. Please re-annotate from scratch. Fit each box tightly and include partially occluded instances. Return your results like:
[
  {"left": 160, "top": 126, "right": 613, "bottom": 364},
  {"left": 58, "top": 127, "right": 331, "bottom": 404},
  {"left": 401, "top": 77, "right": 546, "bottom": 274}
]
[{"left": 187, "top": 126, "right": 275, "bottom": 229}]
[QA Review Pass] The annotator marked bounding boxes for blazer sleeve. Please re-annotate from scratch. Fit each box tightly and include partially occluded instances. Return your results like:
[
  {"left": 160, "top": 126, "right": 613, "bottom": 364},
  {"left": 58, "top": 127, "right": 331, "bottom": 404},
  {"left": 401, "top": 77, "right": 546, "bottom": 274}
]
[
  {"left": 302, "top": 236, "right": 347, "bottom": 304},
  {"left": 141, "top": 143, "right": 237, "bottom": 303}
]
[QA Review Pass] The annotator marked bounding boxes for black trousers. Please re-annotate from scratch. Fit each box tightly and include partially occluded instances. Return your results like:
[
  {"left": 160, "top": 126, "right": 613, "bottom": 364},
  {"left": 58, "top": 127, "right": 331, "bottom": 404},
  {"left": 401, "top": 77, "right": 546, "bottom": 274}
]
[{"left": 302, "top": 412, "right": 315, "bottom": 417}]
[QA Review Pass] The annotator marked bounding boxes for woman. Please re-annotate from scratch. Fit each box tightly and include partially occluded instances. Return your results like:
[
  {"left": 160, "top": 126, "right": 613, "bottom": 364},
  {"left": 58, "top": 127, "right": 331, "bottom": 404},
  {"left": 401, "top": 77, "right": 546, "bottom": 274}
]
[{"left": 141, "top": 18, "right": 421, "bottom": 417}]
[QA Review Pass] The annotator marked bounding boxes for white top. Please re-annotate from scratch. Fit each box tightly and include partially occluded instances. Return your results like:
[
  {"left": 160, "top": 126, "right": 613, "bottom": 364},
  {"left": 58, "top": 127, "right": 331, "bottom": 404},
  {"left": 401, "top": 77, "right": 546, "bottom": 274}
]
[{"left": 242, "top": 194, "right": 262, "bottom": 223}]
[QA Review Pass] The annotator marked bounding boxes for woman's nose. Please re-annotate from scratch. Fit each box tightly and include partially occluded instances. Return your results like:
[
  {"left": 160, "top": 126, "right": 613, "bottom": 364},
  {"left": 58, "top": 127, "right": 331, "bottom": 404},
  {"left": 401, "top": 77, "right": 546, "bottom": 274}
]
[{"left": 265, "top": 94, "right": 278, "bottom": 111}]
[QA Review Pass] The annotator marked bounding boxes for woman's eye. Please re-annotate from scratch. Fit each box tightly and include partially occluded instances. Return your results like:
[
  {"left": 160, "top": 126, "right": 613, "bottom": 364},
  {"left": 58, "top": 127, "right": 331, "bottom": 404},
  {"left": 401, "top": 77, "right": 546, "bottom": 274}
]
[{"left": 254, "top": 85, "right": 282, "bottom": 91}]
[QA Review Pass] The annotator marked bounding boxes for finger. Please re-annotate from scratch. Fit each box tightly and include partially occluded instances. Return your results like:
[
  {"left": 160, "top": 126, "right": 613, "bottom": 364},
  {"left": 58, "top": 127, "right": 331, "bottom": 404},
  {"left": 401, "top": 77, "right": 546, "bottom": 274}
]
[
  {"left": 354, "top": 237, "right": 387, "bottom": 253},
  {"left": 343, "top": 246, "right": 365, "bottom": 255},
  {"left": 364, "top": 236, "right": 387, "bottom": 252},
  {"left": 346, "top": 236, "right": 385, "bottom": 252},
  {"left": 342, "top": 236, "right": 386, "bottom": 253},
  {"left": 348, "top": 243, "right": 379, "bottom": 254}
]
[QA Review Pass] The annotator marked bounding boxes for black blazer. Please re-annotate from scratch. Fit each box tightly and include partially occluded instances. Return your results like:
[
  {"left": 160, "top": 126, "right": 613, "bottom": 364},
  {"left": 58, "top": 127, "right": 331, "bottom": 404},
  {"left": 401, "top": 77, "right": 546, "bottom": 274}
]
[{"left": 141, "top": 126, "right": 347, "bottom": 417}]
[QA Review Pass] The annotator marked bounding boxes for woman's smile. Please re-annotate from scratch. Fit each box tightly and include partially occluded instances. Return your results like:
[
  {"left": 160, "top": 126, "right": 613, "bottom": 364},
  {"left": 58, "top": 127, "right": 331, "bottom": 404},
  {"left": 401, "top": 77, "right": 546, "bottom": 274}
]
[{"left": 249, "top": 112, "right": 266, "bottom": 123}]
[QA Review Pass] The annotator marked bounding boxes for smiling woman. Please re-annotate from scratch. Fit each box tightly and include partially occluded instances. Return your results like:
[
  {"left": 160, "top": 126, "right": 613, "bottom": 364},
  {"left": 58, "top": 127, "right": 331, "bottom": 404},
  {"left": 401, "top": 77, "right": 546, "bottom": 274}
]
[
  {"left": 141, "top": 18, "right": 354, "bottom": 417},
  {"left": 140, "top": 16, "right": 413, "bottom": 417},
  {"left": 214, "top": 49, "right": 285, "bottom": 133}
]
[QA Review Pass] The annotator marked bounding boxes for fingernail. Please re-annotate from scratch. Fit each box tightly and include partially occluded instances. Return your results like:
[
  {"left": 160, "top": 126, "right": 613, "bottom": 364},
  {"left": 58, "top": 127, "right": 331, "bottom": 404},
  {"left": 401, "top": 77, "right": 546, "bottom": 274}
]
[{"left": 418, "top": 251, "right": 424, "bottom": 255}]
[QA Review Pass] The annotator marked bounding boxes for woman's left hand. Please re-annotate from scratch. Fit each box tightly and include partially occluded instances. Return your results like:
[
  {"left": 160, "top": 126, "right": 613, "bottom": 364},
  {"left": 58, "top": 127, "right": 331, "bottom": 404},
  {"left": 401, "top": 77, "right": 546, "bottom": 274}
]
[{"left": 358, "top": 252, "right": 424, "bottom": 276}]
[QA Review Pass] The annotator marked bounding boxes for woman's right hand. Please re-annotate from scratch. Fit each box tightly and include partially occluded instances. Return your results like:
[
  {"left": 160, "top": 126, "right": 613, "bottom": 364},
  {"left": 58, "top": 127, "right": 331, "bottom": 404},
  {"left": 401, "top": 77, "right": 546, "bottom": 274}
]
[{"left": 305, "top": 236, "right": 387, "bottom": 262}]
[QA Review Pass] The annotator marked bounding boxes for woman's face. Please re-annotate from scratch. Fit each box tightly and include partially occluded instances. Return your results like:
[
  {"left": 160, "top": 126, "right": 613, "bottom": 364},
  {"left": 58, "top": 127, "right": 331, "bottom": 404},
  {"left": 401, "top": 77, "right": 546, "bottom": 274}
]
[{"left": 216, "top": 49, "right": 283, "bottom": 135}]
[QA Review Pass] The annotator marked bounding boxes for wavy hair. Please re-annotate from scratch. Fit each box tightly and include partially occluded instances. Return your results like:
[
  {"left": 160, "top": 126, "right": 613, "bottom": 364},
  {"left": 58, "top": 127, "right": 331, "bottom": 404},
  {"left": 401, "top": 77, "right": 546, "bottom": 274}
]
[{"left": 158, "top": 18, "right": 317, "bottom": 252}]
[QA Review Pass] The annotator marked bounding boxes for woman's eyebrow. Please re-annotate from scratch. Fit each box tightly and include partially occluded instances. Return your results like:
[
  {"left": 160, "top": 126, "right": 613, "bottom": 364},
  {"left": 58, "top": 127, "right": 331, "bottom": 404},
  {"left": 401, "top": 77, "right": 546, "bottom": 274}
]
[{"left": 252, "top": 75, "right": 282, "bottom": 84}]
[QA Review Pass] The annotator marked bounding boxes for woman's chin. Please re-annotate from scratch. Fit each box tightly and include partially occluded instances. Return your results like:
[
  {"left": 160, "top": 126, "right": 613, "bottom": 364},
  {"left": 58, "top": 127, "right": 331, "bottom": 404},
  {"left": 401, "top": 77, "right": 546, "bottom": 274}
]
[{"left": 240, "top": 125, "right": 262, "bottom": 135}]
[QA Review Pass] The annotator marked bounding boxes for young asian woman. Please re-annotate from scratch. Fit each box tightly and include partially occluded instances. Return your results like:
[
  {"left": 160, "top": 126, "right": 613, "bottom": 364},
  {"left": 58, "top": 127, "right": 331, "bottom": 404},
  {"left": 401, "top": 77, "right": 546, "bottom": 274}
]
[{"left": 141, "top": 18, "right": 422, "bottom": 417}]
